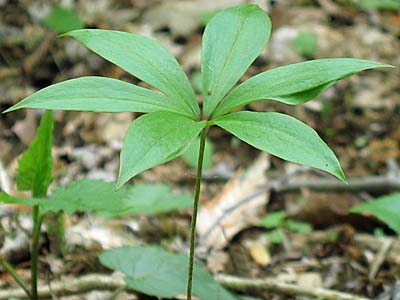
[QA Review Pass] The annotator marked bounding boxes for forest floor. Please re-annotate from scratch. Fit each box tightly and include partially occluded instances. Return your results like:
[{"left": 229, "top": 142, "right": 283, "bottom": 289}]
[{"left": 0, "top": 0, "right": 399, "bottom": 299}]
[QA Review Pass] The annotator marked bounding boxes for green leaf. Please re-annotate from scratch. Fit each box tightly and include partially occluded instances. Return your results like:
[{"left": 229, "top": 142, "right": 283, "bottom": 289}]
[
  {"left": 215, "top": 111, "right": 346, "bottom": 182},
  {"left": 201, "top": 4, "right": 271, "bottom": 117},
  {"left": 1, "top": 180, "right": 191, "bottom": 216},
  {"left": 4, "top": 77, "right": 184, "bottom": 115},
  {"left": 351, "top": 193, "right": 400, "bottom": 234},
  {"left": 103, "top": 184, "right": 192, "bottom": 217},
  {"left": 45, "top": 179, "right": 133, "bottom": 215},
  {"left": 65, "top": 29, "right": 199, "bottom": 118},
  {"left": 285, "top": 220, "right": 312, "bottom": 234},
  {"left": 213, "top": 58, "right": 393, "bottom": 117},
  {"left": 99, "top": 246, "right": 237, "bottom": 300},
  {"left": 182, "top": 137, "right": 214, "bottom": 170},
  {"left": 117, "top": 111, "right": 205, "bottom": 188},
  {"left": 199, "top": 10, "right": 221, "bottom": 25},
  {"left": 44, "top": 6, "right": 83, "bottom": 33},
  {"left": 48, "top": 180, "right": 191, "bottom": 216},
  {"left": 0, "top": 192, "right": 42, "bottom": 207},
  {"left": 17, "top": 111, "right": 53, "bottom": 197},
  {"left": 265, "top": 229, "right": 284, "bottom": 244},
  {"left": 0, "top": 181, "right": 132, "bottom": 215},
  {"left": 373, "top": 228, "right": 387, "bottom": 238},
  {"left": 260, "top": 211, "right": 286, "bottom": 229}
]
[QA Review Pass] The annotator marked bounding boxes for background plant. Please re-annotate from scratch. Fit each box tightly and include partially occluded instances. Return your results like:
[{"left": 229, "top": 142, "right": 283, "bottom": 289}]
[
  {"left": 351, "top": 193, "right": 400, "bottom": 236},
  {"left": 44, "top": 5, "right": 83, "bottom": 34},
  {"left": 0, "top": 112, "right": 194, "bottom": 300},
  {"left": 261, "top": 210, "right": 312, "bottom": 245},
  {"left": 3, "top": 4, "right": 393, "bottom": 300}
]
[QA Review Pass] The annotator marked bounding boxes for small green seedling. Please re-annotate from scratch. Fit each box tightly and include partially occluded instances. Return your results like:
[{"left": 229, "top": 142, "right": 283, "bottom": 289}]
[
  {"left": 44, "top": 5, "right": 83, "bottom": 34},
  {"left": 261, "top": 210, "right": 312, "bottom": 244},
  {"left": 3, "top": 4, "right": 393, "bottom": 300},
  {"left": 293, "top": 32, "right": 317, "bottom": 59},
  {"left": 0, "top": 112, "right": 193, "bottom": 300},
  {"left": 4, "top": 111, "right": 54, "bottom": 300},
  {"left": 351, "top": 193, "right": 400, "bottom": 236}
]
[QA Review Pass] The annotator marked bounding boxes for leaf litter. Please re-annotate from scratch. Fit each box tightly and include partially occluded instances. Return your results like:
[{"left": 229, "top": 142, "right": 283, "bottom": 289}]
[{"left": 0, "top": 0, "right": 400, "bottom": 299}]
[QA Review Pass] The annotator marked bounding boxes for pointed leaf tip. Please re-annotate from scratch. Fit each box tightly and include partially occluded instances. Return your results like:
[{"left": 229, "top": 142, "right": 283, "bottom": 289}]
[
  {"left": 338, "top": 168, "right": 348, "bottom": 184},
  {"left": 214, "top": 58, "right": 395, "bottom": 117},
  {"left": 65, "top": 29, "right": 199, "bottom": 117},
  {"left": 3, "top": 77, "right": 185, "bottom": 115},
  {"left": 17, "top": 111, "right": 54, "bottom": 196},
  {"left": 2, "top": 107, "right": 14, "bottom": 114},
  {"left": 215, "top": 111, "right": 346, "bottom": 182},
  {"left": 202, "top": 4, "right": 271, "bottom": 117}
]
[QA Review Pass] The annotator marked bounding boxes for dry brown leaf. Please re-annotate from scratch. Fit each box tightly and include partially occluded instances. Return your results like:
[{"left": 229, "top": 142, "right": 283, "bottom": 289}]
[{"left": 197, "top": 153, "right": 270, "bottom": 249}]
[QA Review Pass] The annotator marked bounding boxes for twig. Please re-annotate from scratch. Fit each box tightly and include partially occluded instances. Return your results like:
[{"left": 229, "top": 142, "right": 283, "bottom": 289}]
[
  {"left": 23, "top": 33, "right": 55, "bottom": 74},
  {"left": 0, "top": 67, "right": 20, "bottom": 80},
  {"left": 0, "top": 33, "right": 55, "bottom": 81},
  {"left": 294, "top": 229, "right": 400, "bottom": 265},
  {"left": 273, "top": 175, "right": 400, "bottom": 193},
  {"left": 0, "top": 274, "right": 126, "bottom": 299},
  {"left": 0, "top": 273, "right": 371, "bottom": 300},
  {"left": 368, "top": 238, "right": 393, "bottom": 280},
  {"left": 217, "top": 274, "right": 370, "bottom": 300},
  {"left": 206, "top": 159, "right": 400, "bottom": 193}
]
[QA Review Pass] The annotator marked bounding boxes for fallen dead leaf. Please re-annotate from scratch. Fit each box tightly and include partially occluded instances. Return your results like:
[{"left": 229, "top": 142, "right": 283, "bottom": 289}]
[{"left": 197, "top": 153, "right": 270, "bottom": 249}]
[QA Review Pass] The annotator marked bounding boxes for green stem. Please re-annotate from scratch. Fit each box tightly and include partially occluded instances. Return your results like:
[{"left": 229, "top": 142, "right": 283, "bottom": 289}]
[
  {"left": 186, "top": 127, "right": 207, "bottom": 300},
  {"left": 31, "top": 205, "right": 44, "bottom": 300},
  {"left": 0, "top": 258, "right": 33, "bottom": 299}
]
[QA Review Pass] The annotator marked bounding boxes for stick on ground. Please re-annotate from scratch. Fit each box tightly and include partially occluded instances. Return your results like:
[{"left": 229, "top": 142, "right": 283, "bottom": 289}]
[{"left": 0, "top": 273, "right": 371, "bottom": 300}]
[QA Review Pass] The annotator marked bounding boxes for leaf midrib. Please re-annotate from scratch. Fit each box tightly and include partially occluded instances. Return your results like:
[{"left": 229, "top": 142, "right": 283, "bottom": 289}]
[
  {"left": 22, "top": 96, "right": 178, "bottom": 111},
  {"left": 214, "top": 61, "right": 378, "bottom": 116},
  {"left": 109, "top": 36, "right": 197, "bottom": 116},
  {"left": 218, "top": 117, "right": 335, "bottom": 165},
  {"left": 205, "top": 12, "right": 248, "bottom": 114},
  {"left": 137, "top": 125, "right": 194, "bottom": 170}
]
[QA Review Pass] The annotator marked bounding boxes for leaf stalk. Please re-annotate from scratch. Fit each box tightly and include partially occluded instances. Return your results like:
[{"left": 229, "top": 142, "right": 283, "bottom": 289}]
[
  {"left": 31, "top": 205, "right": 44, "bottom": 300},
  {"left": 186, "top": 127, "right": 207, "bottom": 300}
]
